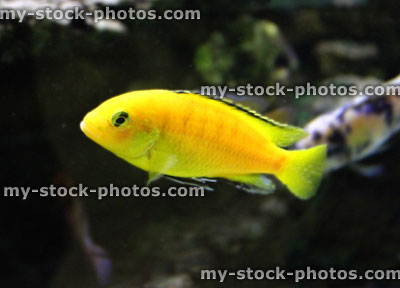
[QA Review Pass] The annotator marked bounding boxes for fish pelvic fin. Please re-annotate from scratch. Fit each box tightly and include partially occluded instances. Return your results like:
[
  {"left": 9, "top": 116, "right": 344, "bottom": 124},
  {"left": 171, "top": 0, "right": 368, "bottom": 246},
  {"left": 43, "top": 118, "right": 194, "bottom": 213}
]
[
  {"left": 277, "top": 145, "right": 326, "bottom": 199},
  {"left": 147, "top": 171, "right": 163, "bottom": 185}
]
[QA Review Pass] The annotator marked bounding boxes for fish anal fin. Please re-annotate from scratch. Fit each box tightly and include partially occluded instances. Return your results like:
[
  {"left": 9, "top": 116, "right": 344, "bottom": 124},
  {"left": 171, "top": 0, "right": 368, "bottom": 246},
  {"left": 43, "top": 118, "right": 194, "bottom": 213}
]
[{"left": 224, "top": 174, "right": 275, "bottom": 195}]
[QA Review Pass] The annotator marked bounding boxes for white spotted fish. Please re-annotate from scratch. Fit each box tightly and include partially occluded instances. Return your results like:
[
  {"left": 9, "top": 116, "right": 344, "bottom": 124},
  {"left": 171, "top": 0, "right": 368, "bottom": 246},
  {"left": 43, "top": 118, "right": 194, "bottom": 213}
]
[{"left": 295, "top": 75, "right": 400, "bottom": 173}]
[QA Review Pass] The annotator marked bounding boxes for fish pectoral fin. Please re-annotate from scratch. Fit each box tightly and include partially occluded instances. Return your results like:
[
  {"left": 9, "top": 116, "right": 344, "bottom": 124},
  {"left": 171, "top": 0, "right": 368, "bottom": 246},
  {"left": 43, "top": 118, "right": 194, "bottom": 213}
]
[
  {"left": 132, "top": 128, "right": 160, "bottom": 159},
  {"left": 147, "top": 154, "right": 179, "bottom": 185},
  {"left": 147, "top": 171, "right": 163, "bottom": 185},
  {"left": 224, "top": 174, "right": 275, "bottom": 195}
]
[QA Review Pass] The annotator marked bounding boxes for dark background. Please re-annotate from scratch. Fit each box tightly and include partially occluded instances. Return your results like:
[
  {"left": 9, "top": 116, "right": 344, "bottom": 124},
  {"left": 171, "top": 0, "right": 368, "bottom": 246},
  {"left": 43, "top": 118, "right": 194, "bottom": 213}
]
[{"left": 1, "top": 0, "right": 400, "bottom": 287}]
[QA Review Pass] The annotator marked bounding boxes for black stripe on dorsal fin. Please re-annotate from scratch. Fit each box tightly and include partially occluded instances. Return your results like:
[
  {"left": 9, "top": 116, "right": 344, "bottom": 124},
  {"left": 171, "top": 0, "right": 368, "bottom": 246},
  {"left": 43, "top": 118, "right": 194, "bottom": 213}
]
[
  {"left": 174, "top": 90, "right": 191, "bottom": 94},
  {"left": 173, "top": 89, "right": 285, "bottom": 128},
  {"left": 172, "top": 89, "right": 308, "bottom": 147}
]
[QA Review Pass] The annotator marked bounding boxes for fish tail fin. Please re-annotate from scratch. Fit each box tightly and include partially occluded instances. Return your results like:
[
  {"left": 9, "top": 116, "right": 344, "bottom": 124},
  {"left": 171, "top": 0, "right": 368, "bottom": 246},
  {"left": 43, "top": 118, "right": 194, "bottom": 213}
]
[{"left": 277, "top": 145, "right": 326, "bottom": 199}]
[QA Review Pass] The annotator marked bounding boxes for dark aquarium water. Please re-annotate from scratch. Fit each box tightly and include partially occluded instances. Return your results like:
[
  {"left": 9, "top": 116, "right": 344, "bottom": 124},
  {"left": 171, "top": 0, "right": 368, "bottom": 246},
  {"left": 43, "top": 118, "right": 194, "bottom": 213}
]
[{"left": 2, "top": 0, "right": 400, "bottom": 287}]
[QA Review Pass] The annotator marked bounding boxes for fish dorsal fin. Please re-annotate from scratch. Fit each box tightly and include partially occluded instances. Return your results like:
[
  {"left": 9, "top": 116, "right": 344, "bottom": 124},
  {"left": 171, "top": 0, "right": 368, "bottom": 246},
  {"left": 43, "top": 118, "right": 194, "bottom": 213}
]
[{"left": 173, "top": 90, "right": 308, "bottom": 147}]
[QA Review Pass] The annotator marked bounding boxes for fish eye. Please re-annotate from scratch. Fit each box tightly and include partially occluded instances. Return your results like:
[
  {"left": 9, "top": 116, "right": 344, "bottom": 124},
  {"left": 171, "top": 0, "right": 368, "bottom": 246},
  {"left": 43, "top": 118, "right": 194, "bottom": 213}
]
[{"left": 111, "top": 111, "right": 130, "bottom": 128}]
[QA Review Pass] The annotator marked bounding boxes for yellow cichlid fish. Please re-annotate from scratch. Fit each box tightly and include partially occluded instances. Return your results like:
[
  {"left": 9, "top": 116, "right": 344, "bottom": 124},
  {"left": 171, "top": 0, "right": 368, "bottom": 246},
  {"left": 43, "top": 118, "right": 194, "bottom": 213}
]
[{"left": 80, "top": 90, "right": 326, "bottom": 199}]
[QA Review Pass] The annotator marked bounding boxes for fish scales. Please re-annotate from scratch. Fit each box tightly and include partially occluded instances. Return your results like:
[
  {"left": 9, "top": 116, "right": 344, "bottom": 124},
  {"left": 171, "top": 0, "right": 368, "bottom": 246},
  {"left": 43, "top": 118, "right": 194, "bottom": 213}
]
[{"left": 158, "top": 93, "right": 283, "bottom": 175}]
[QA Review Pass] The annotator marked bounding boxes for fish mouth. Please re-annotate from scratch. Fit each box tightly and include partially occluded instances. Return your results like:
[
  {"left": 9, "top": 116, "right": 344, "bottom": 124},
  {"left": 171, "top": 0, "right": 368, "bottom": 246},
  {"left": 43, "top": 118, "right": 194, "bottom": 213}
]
[
  {"left": 80, "top": 120, "right": 101, "bottom": 143},
  {"left": 80, "top": 119, "right": 131, "bottom": 159}
]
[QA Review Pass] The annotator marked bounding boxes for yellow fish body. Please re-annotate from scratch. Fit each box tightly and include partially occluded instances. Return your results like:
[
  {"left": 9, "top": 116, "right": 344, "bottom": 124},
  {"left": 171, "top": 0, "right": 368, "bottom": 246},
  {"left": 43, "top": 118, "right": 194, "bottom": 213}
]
[{"left": 81, "top": 90, "right": 326, "bottom": 199}]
